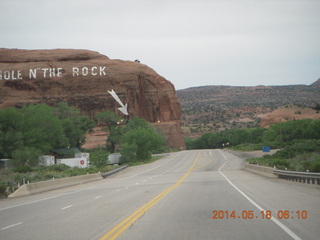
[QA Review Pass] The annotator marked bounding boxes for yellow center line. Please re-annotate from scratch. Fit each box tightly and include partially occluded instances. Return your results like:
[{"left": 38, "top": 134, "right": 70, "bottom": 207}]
[{"left": 99, "top": 152, "right": 201, "bottom": 240}]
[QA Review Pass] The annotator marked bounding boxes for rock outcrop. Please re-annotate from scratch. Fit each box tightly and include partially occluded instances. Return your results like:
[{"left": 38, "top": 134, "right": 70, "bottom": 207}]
[{"left": 0, "top": 48, "right": 185, "bottom": 149}]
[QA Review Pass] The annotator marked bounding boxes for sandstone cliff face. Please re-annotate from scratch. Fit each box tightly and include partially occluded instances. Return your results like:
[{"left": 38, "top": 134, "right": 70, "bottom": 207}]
[{"left": 0, "top": 48, "right": 185, "bottom": 149}]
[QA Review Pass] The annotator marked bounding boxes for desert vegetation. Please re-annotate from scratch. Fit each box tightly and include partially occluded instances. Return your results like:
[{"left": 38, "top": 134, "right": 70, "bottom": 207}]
[
  {"left": 186, "top": 119, "right": 320, "bottom": 172},
  {"left": 177, "top": 82, "right": 320, "bottom": 137}
]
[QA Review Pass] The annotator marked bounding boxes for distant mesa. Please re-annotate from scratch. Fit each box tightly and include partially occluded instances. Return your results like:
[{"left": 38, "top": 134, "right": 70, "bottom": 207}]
[
  {"left": 0, "top": 48, "right": 185, "bottom": 149},
  {"left": 260, "top": 105, "right": 320, "bottom": 127},
  {"left": 177, "top": 79, "right": 320, "bottom": 138},
  {"left": 310, "top": 78, "right": 320, "bottom": 87}
]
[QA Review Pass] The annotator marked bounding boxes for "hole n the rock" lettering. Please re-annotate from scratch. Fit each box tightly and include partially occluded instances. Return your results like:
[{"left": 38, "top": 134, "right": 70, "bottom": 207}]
[
  {"left": 0, "top": 66, "right": 107, "bottom": 81},
  {"left": 72, "top": 66, "right": 106, "bottom": 77}
]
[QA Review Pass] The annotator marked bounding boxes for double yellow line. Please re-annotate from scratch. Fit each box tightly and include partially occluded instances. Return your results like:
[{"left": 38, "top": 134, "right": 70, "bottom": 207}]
[{"left": 100, "top": 152, "right": 201, "bottom": 240}]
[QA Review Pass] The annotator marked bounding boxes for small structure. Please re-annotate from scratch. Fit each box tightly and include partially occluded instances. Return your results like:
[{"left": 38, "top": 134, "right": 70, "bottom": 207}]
[
  {"left": 262, "top": 146, "right": 271, "bottom": 152},
  {"left": 0, "top": 159, "right": 12, "bottom": 169},
  {"left": 53, "top": 148, "right": 89, "bottom": 168},
  {"left": 39, "top": 155, "right": 55, "bottom": 166},
  {"left": 108, "top": 153, "right": 121, "bottom": 164},
  {"left": 57, "top": 158, "right": 88, "bottom": 168},
  {"left": 53, "top": 147, "right": 81, "bottom": 158}
]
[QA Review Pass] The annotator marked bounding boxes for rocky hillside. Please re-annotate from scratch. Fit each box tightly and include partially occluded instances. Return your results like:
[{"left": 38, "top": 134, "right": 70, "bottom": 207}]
[
  {"left": 260, "top": 105, "right": 320, "bottom": 127},
  {"left": 0, "top": 48, "right": 185, "bottom": 149},
  {"left": 177, "top": 80, "right": 320, "bottom": 138}
]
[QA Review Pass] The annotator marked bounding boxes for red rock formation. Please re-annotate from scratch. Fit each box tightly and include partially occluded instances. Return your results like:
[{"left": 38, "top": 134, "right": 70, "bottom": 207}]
[
  {"left": 260, "top": 106, "right": 320, "bottom": 127},
  {"left": 0, "top": 48, "right": 185, "bottom": 149}
]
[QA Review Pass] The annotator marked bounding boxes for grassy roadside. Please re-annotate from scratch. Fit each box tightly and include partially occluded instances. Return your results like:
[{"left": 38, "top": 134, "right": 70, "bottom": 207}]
[
  {"left": 246, "top": 152, "right": 320, "bottom": 172},
  {"left": 229, "top": 140, "right": 320, "bottom": 172},
  {"left": 0, "top": 155, "right": 166, "bottom": 198},
  {"left": 0, "top": 164, "right": 119, "bottom": 198},
  {"left": 123, "top": 155, "right": 164, "bottom": 166}
]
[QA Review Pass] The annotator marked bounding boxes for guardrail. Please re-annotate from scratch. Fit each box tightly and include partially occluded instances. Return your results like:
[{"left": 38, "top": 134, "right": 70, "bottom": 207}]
[
  {"left": 101, "top": 165, "right": 128, "bottom": 178},
  {"left": 245, "top": 163, "right": 320, "bottom": 185},
  {"left": 273, "top": 170, "right": 320, "bottom": 185}
]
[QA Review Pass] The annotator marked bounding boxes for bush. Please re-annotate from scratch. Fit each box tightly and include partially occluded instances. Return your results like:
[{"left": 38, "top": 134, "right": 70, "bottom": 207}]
[
  {"left": 120, "top": 142, "right": 138, "bottom": 164},
  {"left": 270, "top": 158, "right": 290, "bottom": 169},
  {"left": 89, "top": 149, "right": 109, "bottom": 167},
  {"left": 0, "top": 183, "right": 7, "bottom": 198},
  {"left": 13, "top": 165, "right": 33, "bottom": 173},
  {"left": 230, "top": 143, "right": 264, "bottom": 151},
  {"left": 247, "top": 152, "right": 320, "bottom": 172},
  {"left": 12, "top": 147, "right": 42, "bottom": 167},
  {"left": 312, "top": 162, "right": 320, "bottom": 172},
  {"left": 45, "top": 164, "right": 71, "bottom": 172},
  {"left": 120, "top": 127, "right": 164, "bottom": 163}
]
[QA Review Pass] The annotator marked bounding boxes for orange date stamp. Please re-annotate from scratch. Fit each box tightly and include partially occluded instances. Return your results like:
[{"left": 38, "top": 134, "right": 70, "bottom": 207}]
[{"left": 212, "top": 210, "right": 308, "bottom": 220}]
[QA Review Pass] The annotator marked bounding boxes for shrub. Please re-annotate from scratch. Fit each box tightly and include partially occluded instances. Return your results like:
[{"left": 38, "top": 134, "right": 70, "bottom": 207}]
[
  {"left": 312, "top": 162, "right": 320, "bottom": 172},
  {"left": 46, "top": 164, "right": 70, "bottom": 172},
  {"left": 13, "top": 165, "right": 33, "bottom": 173},
  {"left": 89, "top": 149, "right": 109, "bottom": 167},
  {"left": 271, "top": 158, "right": 290, "bottom": 169},
  {"left": 120, "top": 127, "right": 164, "bottom": 163},
  {"left": 12, "top": 147, "right": 42, "bottom": 167},
  {"left": 0, "top": 183, "right": 7, "bottom": 198}
]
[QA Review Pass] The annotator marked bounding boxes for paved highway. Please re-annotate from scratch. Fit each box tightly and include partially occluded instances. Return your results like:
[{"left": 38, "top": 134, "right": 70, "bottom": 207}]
[{"left": 0, "top": 150, "right": 319, "bottom": 240}]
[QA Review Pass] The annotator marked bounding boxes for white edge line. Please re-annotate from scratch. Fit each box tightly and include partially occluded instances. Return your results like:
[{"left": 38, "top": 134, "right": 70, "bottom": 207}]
[
  {"left": 218, "top": 150, "right": 301, "bottom": 240},
  {"left": 0, "top": 186, "right": 95, "bottom": 211},
  {"left": 0, "top": 153, "right": 181, "bottom": 211},
  {"left": 61, "top": 205, "right": 73, "bottom": 210},
  {"left": 126, "top": 152, "right": 182, "bottom": 178},
  {"left": 1, "top": 222, "right": 23, "bottom": 230}
]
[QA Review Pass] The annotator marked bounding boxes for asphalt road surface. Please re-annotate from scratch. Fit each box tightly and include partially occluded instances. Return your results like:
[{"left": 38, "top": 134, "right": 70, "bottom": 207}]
[{"left": 1, "top": 150, "right": 319, "bottom": 240}]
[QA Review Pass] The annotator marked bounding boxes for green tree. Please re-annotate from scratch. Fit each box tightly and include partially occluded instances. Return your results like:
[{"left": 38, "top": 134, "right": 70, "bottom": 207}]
[
  {"left": 307, "top": 119, "right": 320, "bottom": 139},
  {"left": 61, "top": 118, "right": 83, "bottom": 147},
  {"left": 0, "top": 103, "right": 95, "bottom": 159},
  {"left": 55, "top": 101, "right": 80, "bottom": 119},
  {"left": 56, "top": 102, "right": 95, "bottom": 148},
  {"left": 123, "top": 116, "right": 149, "bottom": 132},
  {"left": 12, "top": 146, "right": 42, "bottom": 167},
  {"left": 95, "top": 111, "right": 122, "bottom": 153},
  {"left": 185, "top": 137, "right": 195, "bottom": 150},
  {"left": 249, "top": 128, "right": 267, "bottom": 143},
  {"left": 21, "top": 104, "right": 68, "bottom": 152},
  {"left": 62, "top": 115, "right": 95, "bottom": 148},
  {"left": 95, "top": 111, "right": 121, "bottom": 126},
  {"left": 106, "top": 125, "right": 123, "bottom": 153},
  {"left": 89, "top": 149, "right": 109, "bottom": 167},
  {"left": 120, "top": 127, "right": 164, "bottom": 163},
  {"left": 119, "top": 142, "right": 138, "bottom": 164},
  {"left": 261, "top": 119, "right": 320, "bottom": 147},
  {"left": 0, "top": 108, "right": 24, "bottom": 158}
]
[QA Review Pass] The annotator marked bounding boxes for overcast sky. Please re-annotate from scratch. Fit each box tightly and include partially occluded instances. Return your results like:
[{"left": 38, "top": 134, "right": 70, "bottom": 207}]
[{"left": 1, "top": 0, "right": 319, "bottom": 90}]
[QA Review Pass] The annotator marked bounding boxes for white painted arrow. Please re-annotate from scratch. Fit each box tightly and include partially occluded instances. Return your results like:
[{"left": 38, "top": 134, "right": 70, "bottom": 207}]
[{"left": 108, "top": 89, "right": 129, "bottom": 115}]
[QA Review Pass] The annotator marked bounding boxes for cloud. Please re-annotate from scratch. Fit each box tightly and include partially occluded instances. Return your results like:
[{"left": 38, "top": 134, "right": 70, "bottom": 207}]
[{"left": 1, "top": 0, "right": 319, "bottom": 89}]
